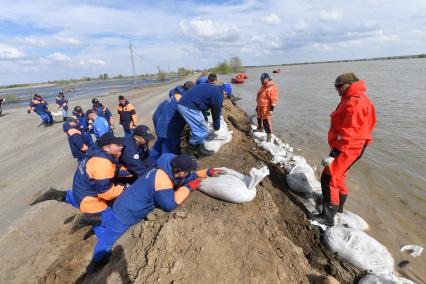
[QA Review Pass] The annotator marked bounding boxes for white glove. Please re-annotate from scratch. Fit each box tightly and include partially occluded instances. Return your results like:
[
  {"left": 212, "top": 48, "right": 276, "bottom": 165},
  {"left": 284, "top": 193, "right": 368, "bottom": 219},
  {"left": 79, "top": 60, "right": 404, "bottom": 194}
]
[{"left": 321, "top": 156, "right": 334, "bottom": 167}]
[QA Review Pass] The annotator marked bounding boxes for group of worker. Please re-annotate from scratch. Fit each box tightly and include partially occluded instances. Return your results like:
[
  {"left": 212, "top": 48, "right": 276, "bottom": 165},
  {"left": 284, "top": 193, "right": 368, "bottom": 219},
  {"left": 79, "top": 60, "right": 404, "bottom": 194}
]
[{"left": 29, "top": 70, "right": 376, "bottom": 273}]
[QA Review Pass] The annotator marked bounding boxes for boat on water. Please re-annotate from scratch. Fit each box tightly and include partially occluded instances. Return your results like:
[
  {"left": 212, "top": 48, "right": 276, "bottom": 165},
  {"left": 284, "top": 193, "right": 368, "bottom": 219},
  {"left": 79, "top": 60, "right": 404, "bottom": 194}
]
[
  {"left": 231, "top": 77, "right": 245, "bottom": 84},
  {"left": 272, "top": 69, "right": 281, "bottom": 73}
]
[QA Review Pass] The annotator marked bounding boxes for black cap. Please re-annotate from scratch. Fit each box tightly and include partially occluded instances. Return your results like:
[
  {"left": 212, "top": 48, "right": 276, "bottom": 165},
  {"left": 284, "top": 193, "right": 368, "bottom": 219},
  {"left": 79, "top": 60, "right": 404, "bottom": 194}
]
[
  {"left": 92, "top": 98, "right": 99, "bottom": 104},
  {"left": 74, "top": 106, "right": 83, "bottom": 112},
  {"left": 118, "top": 95, "right": 125, "bottom": 100},
  {"left": 66, "top": 116, "right": 79, "bottom": 123},
  {"left": 133, "top": 125, "right": 155, "bottom": 141},
  {"left": 260, "top": 73, "right": 270, "bottom": 82},
  {"left": 171, "top": 154, "right": 198, "bottom": 172},
  {"left": 86, "top": 109, "right": 96, "bottom": 117},
  {"left": 97, "top": 132, "right": 125, "bottom": 148}
]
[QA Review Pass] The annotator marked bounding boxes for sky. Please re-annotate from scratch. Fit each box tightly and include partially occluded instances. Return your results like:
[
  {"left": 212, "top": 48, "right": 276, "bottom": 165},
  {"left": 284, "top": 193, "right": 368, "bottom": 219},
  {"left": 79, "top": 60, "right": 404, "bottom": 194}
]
[{"left": 0, "top": 0, "right": 425, "bottom": 85}]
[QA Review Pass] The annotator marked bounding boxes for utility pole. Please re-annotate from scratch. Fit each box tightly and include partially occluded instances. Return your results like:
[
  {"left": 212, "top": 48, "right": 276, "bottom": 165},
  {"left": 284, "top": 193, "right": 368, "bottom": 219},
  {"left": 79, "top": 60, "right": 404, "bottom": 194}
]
[{"left": 129, "top": 41, "right": 136, "bottom": 88}]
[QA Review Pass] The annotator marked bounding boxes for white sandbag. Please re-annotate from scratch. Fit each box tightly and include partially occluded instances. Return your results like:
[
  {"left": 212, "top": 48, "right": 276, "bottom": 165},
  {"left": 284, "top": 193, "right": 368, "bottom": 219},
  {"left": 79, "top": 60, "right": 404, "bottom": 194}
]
[
  {"left": 324, "top": 227, "right": 394, "bottom": 275},
  {"left": 199, "top": 166, "right": 269, "bottom": 203},
  {"left": 283, "top": 155, "right": 307, "bottom": 172},
  {"left": 50, "top": 110, "right": 63, "bottom": 117},
  {"left": 259, "top": 141, "right": 287, "bottom": 157},
  {"left": 334, "top": 211, "right": 369, "bottom": 231},
  {"left": 286, "top": 164, "right": 321, "bottom": 194},
  {"left": 359, "top": 274, "right": 415, "bottom": 284},
  {"left": 204, "top": 116, "right": 233, "bottom": 152}
]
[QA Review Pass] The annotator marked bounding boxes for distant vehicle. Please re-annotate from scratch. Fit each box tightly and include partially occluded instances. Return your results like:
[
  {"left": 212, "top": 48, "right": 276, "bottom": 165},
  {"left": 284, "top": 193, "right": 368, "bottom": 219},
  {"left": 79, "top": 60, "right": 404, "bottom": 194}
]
[
  {"left": 272, "top": 69, "right": 281, "bottom": 73},
  {"left": 231, "top": 75, "right": 245, "bottom": 84}
]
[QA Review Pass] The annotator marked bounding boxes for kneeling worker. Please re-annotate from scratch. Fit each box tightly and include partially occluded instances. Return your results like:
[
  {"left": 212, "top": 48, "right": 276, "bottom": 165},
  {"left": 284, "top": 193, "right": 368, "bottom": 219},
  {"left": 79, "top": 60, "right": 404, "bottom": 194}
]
[
  {"left": 31, "top": 132, "right": 126, "bottom": 217},
  {"left": 312, "top": 73, "right": 376, "bottom": 226},
  {"left": 87, "top": 153, "right": 225, "bottom": 271},
  {"left": 63, "top": 116, "right": 89, "bottom": 161}
]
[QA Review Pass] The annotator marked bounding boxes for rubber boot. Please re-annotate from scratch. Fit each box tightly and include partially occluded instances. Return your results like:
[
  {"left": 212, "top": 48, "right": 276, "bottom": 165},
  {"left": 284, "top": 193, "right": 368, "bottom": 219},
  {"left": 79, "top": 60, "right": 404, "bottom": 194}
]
[
  {"left": 30, "top": 187, "right": 66, "bottom": 206},
  {"left": 197, "top": 143, "right": 214, "bottom": 157},
  {"left": 337, "top": 194, "right": 347, "bottom": 213},
  {"left": 86, "top": 252, "right": 112, "bottom": 273},
  {"left": 267, "top": 133, "right": 272, "bottom": 143},
  {"left": 311, "top": 202, "right": 338, "bottom": 227},
  {"left": 71, "top": 214, "right": 102, "bottom": 233},
  {"left": 184, "top": 144, "right": 197, "bottom": 156}
]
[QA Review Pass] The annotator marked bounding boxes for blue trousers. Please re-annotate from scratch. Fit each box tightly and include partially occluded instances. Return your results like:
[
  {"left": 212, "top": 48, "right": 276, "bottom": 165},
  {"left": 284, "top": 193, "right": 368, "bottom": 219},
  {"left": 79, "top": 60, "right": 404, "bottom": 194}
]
[
  {"left": 123, "top": 128, "right": 133, "bottom": 138},
  {"left": 60, "top": 108, "right": 68, "bottom": 119},
  {"left": 38, "top": 111, "right": 53, "bottom": 125},
  {"left": 92, "top": 209, "right": 130, "bottom": 263},
  {"left": 177, "top": 105, "right": 209, "bottom": 145},
  {"left": 65, "top": 190, "right": 79, "bottom": 209},
  {"left": 84, "top": 132, "right": 95, "bottom": 146},
  {"left": 150, "top": 137, "right": 180, "bottom": 160}
]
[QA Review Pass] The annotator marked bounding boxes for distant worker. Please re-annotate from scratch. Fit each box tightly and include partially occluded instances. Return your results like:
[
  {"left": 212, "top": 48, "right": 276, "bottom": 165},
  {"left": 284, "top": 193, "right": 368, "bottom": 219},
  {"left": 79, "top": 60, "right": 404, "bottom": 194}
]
[
  {"left": 168, "top": 81, "right": 195, "bottom": 98},
  {"left": 207, "top": 73, "right": 218, "bottom": 83},
  {"left": 196, "top": 71, "right": 209, "bottom": 85},
  {"left": 255, "top": 73, "right": 279, "bottom": 142},
  {"left": 92, "top": 98, "right": 114, "bottom": 129},
  {"left": 86, "top": 109, "right": 110, "bottom": 139},
  {"left": 0, "top": 97, "right": 5, "bottom": 116},
  {"left": 63, "top": 116, "right": 89, "bottom": 161},
  {"left": 31, "top": 132, "right": 126, "bottom": 216},
  {"left": 120, "top": 125, "right": 156, "bottom": 180},
  {"left": 86, "top": 153, "right": 225, "bottom": 272},
  {"left": 117, "top": 95, "right": 138, "bottom": 137},
  {"left": 56, "top": 91, "right": 69, "bottom": 122},
  {"left": 152, "top": 81, "right": 195, "bottom": 159},
  {"left": 73, "top": 106, "right": 94, "bottom": 146},
  {"left": 312, "top": 73, "right": 376, "bottom": 226},
  {"left": 27, "top": 94, "right": 53, "bottom": 126},
  {"left": 177, "top": 83, "right": 232, "bottom": 157}
]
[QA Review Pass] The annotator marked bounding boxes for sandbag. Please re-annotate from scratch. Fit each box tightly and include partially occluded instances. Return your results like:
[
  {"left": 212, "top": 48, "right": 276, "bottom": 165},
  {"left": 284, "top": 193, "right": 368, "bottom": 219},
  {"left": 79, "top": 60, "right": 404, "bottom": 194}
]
[
  {"left": 286, "top": 165, "right": 321, "bottom": 194},
  {"left": 199, "top": 166, "right": 269, "bottom": 203},
  {"left": 259, "top": 141, "right": 287, "bottom": 157},
  {"left": 359, "top": 274, "right": 415, "bottom": 284},
  {"left": 204, "top": 116, "right": 233, "bottom": 152},
  {"left": 334, "top": 211, "right": 369, "bottom": 231},
  {"left": 50, "top": 111, "right": 63, "bottom": 117},
  {"left": 324, "top": 227, "right": 394, "bottom": 275}
]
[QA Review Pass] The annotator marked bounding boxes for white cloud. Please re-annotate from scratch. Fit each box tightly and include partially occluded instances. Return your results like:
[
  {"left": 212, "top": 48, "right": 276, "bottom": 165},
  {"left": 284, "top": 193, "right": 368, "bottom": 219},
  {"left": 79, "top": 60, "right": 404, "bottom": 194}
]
[
  {"left": 46, "top": 52, "right": 72, "bottom": 62},
  {"left": 55, "top": 36, "right": 80, "bottom": 46},
  {"left": 179, "top": 17, "right": 238, "bottom": 40},
  {"left": 79, "top": 59, "right": 106, "bottom": 66},
  {"left": 0, "top": 43, "right": 26, "bottom": 59},
  {"left": 319, "top": 10, "right": 342, "bottom": 22},
  {"left": 262, "top": 14, "right": 281, "bottom": 25}
]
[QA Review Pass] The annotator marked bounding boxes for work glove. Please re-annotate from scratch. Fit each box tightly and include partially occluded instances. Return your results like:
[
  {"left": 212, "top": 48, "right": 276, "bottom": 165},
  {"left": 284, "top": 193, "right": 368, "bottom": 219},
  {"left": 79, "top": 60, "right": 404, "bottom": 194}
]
[
  {"left": 187, "top": 179, "right": 202, "bottom": 191},
  {"left": 110, "top": 125, "right": 115, "bottom": 131},
  {"left": 27, "top": 109, "right": 31, "bottom": 114},
  {"left": 207, "top": 168, "right": 226, "bottom": 177},
  {"left": 321, "top": 156, "right": 334, "bottom": 167}
]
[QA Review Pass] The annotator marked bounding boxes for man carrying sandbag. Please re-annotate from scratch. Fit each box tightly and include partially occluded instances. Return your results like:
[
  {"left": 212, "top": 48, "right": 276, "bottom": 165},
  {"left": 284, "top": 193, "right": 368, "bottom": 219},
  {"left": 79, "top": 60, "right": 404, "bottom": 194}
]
[{"left": 312, "top": 73, "right": 376, "bottom": 226}]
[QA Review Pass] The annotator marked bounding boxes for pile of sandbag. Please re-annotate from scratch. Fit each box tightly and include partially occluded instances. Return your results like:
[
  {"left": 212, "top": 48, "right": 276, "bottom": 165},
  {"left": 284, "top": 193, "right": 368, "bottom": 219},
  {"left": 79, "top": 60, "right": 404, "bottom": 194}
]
[
  {"left": 204, "top": 116, "right": 233, "bottom": 153},
  {"left": 199, "top": 166, "right": 269, "bottom": 203},
  {"left": 282, "top": 155, "right": 321, "bottom": 195}
]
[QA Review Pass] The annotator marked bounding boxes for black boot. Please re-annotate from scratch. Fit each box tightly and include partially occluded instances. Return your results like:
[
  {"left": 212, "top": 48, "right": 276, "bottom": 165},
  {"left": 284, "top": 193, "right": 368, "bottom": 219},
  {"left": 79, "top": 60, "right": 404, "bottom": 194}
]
[
  {"left": 338, "top": 194, "right": 347, "bottom": 213},
  {"left": 71, "top": 214, "right": 102, "bottom": 233},
  {"left": 197, "top": 144, "right": 214, "bottom": 157},
  {"left": 86, "top": 252, "right": 112, "bottom": 273},
  {"left": 30, "top": 187, "right": 66, "bottom": 206},
  {"left": 267, "top": 133, "right": 272, "bottom": 143},
  {"left": 184, "top": 144, "right": 197, "bottom": 156},
  {"left": 311, "top": 202, "right": 338, "bottom": 227}
]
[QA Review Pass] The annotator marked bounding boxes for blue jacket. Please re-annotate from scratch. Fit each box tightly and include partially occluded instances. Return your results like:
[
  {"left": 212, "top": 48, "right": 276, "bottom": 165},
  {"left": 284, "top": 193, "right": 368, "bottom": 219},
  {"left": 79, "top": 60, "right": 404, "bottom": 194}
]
[
  {"left": 56, "top": 96, "right": 68, "bottom": 111},
  {"left": 178, "top": 83, "right": 224, "bottom": 130},
  {"left": 92, "top": 116, "right": 110, "bottom": 138},
  {"left": 93, "top": 103, "right": 113, "bottom": 125},
  {"left": 153, "top": 93, "right": 185, "bottom": 139},
  {"left": 120, "top": 136, "right": 155, "bottom": 177},
  {"left": 63, "top": 123, "right": 89, "bottom": 160},
  {"left": 73, "top": 112, "right": 89, "bottom": 133},
  {"left": 29, "top": 99, "right": 49, "bottom": 114},
  {"left": 112, "top": 153, "right": 200, "bottom": 226},
  {"left": 196, "top": 76, "right": 208, "bottom": 85},
  {"left": 168, "top": 85, "right": 187, "bottom": 98},
  {"left": 72, "top": 147, "right": 121, "bottom": 208}
]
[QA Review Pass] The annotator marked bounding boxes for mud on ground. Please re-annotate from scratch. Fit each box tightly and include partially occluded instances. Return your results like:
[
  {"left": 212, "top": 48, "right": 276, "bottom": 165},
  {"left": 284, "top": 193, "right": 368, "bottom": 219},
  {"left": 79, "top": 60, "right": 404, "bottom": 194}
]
[{"left": 39, "top": 101, "right": 362, "bottom": 284}]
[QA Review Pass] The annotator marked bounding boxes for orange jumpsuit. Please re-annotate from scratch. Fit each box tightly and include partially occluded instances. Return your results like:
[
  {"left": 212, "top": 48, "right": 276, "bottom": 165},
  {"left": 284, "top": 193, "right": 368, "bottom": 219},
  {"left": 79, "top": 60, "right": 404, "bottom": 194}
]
[
  {"left": 256, "top": 80, "right": 278, "bottom": 134},
  {"left": 322, "top": 80, "right": 376, "bottom": 205}
]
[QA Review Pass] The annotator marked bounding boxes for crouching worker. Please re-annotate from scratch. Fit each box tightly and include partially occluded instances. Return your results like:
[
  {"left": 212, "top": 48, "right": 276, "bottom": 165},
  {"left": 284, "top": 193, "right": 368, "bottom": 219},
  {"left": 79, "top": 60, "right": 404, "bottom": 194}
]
[
  {"left": 119, "top": 125, "right": 156, "bottom": 182},
  {"left": 27, "top": 94, "right": 53, "bottom": 126},
  {"left": 31, "top": 132, "right": 126, "bottom": 220},
  {"left": 86, "top": 153, "right": 224, "bottom": 272},
  {"left": 63, "top": 116, "right": 89, "bottom": 161},
  {"left": 312, "top": 73, "right": 376, "bottom": 226},
  {"left": 151, "top": 81, "right": 195, "bottom": 160}
]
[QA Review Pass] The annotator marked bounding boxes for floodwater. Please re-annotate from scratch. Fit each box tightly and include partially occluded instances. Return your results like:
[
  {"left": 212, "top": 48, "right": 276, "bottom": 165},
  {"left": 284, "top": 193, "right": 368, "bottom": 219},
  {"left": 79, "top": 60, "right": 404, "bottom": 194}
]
[{"left": 227, "top": 58, "right": 426, "bottom": 282}]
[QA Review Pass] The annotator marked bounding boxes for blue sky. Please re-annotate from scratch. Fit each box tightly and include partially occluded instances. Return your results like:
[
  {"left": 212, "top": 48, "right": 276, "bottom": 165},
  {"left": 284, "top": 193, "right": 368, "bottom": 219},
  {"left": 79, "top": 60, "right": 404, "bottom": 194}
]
[{"left": 0, "top": 0, "right": 425, "bottom": 85}]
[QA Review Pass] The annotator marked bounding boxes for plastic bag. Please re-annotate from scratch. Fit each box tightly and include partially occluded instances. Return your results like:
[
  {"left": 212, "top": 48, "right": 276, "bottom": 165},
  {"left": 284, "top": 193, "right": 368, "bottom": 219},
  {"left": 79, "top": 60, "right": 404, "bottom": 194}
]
[
  {"left": 324, "top": 227, "right": 394, "bottom": 275},
  {"left": 400, "top": 245, "right": 423, "bottom": 257},
  {"left": 204, "top": 116, "right": 233, "bottom": 152},
  {"left": 199, "top": 166, "right": 269, "bottom": 203}
]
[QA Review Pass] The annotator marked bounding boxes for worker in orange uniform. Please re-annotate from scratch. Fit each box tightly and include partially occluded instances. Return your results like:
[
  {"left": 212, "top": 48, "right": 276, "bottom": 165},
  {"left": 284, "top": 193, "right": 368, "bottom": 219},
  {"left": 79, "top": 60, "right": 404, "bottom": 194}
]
[
  {"left": 312, "top": 73, "right": 376, "bottom": 226},
  {"left": 117, "top": 95, "right": 138, "bottom": 138},
  {"left": 255, "top": 73, "right": 279, "bottom": 142},
  {"left": 31, "top": 132, "right": 126, "bottom": 218}
]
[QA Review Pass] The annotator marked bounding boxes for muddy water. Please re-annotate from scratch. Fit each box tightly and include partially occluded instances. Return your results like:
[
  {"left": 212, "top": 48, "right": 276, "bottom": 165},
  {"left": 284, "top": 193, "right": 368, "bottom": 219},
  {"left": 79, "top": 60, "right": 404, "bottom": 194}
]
[{"left": 223, "top": 59, "right": 426, "bottom": 282}]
